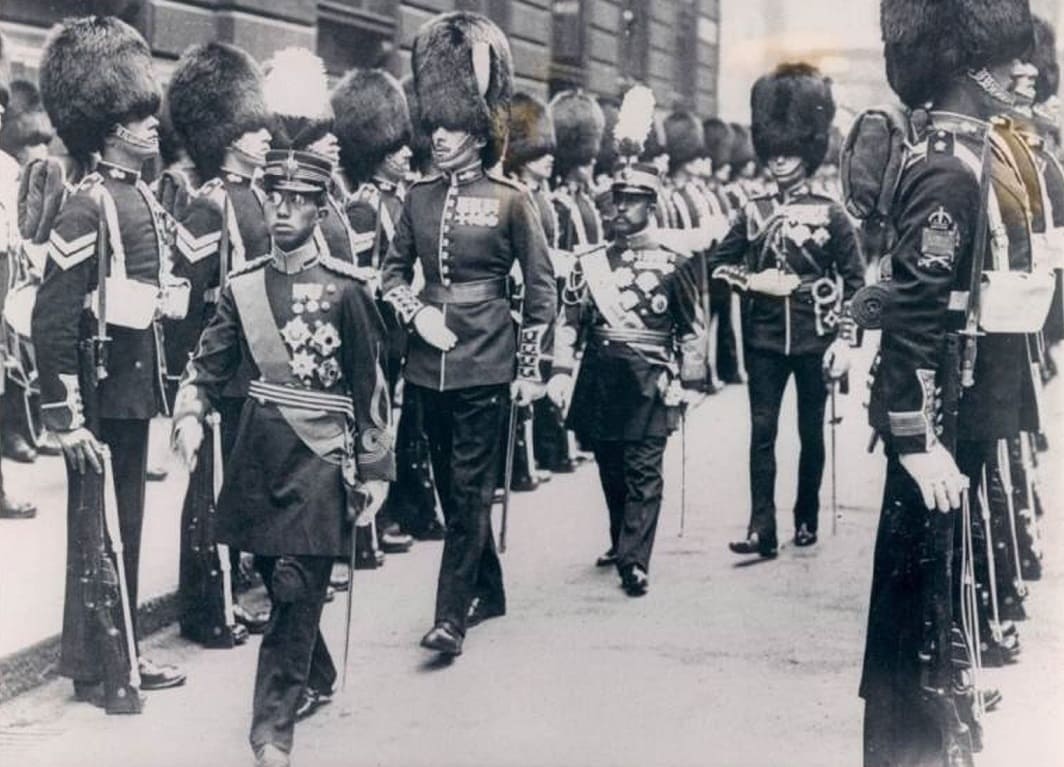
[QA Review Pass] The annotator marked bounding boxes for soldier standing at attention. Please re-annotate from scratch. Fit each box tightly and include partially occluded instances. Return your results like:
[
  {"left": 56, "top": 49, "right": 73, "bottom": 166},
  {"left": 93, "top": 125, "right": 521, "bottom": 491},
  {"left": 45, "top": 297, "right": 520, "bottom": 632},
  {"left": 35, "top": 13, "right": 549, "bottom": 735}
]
[
  {"left": 32, "top": 16, "right": 187, "bottom": 707},
  {"left": 172, "top": 148, "right": 394, "bottom": 767},
  {"left": 691, "top": 63, "right": 863, "bottom": 558},
  {"left": 382, "top": 12, "right": 556, "bottom": 657}
]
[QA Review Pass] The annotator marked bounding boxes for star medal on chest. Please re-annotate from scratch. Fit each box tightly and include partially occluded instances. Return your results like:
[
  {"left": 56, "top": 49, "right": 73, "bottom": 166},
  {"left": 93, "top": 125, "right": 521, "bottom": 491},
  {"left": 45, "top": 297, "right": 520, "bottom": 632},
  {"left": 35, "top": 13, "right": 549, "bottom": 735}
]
[
  {"left": 454, "top": 196, "right": 500, "bottom": 228},
  {"left": 918, "top": 206, "right": 959, "bottom": 273},
  {"left": 282, "top": 282, "right": 343, "bottom": 387}
]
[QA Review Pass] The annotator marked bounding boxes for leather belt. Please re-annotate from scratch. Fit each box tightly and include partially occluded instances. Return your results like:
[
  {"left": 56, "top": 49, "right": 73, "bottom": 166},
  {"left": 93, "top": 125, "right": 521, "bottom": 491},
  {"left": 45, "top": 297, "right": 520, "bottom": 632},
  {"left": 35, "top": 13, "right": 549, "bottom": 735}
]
[
  {"left": 590, "top": 327, "right": 671, "bottom": 347},
  {"left": 248, "top": 379, "right": 354, "bottom": 418},
  {"left": 420, "top": 277, "right": 508, "bottom": 305}
]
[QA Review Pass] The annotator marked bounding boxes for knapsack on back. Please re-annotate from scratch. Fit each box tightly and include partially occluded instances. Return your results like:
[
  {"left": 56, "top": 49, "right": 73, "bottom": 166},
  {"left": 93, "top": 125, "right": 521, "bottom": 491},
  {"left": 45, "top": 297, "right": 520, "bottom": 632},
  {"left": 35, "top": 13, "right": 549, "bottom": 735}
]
[
  {"left": 840, "top": 105, "right": 926, "bottom": 222},
  {"left": 18, "top": 155, "right": 70, "bottom": 245}
]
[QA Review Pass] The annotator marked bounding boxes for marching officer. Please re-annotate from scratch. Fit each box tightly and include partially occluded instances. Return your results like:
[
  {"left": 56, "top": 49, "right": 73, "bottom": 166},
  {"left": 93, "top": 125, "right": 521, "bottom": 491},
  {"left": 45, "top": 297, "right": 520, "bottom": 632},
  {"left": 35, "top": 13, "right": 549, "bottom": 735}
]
[
  {"left": 381, "top": 11, "right": 556, "bottom": 657},
  {"left": 692, "top": 63, "right": 864, "bottom": 557},
  {"left": 172, "top": 147, "right": 394, "bottom": 767},
  {"left": 547, "top": 129, "right": 707, "bottom": 595},
  {"left": 858, "top": 0, "right": 1037, "bottom": 762},
  {"left": 32, "top": 16, "right": 186, "bottom": 708},
  {"left": 166, "top": 41, "right": 274, "bottom": 646}
]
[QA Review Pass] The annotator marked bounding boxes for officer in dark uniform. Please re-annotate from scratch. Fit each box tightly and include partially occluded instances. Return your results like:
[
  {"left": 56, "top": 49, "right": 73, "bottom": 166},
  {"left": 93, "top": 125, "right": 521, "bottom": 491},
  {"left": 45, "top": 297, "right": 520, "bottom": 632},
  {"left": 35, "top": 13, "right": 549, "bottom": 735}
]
[
  {"left": 381, "top": 12, "right": 556, "bottom": 657},
  {"left": 32, "top": 16, "right": 186, "bottom": 706},
  {"left": 172, "top": 148, "right": 394, "bottom": 767},
  {"left": 548, "top": 157, "right": 706, "bottom": 595},
  {"left": 859, "top": 1, "right": 1036, "bottom": 763},
  {"left": 696, "top": 64, "right": 864, "bottom": 557},
  {"left": 330, "top": 66, "right": 432, "bottom": 554},
  {"left": 166, "top": 41, "right": 274, "bottom": 646}
]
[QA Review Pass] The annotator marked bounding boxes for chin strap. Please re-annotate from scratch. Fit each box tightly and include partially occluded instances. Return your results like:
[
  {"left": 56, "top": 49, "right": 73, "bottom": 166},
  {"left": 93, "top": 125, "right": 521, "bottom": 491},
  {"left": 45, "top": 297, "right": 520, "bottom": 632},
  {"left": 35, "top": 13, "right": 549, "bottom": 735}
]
[
  {"left": 967, "top": 69, "right": 1017, "bottom": 109},
  {"left": 110, "top": 123, "right": 157, "bottom": 153}
]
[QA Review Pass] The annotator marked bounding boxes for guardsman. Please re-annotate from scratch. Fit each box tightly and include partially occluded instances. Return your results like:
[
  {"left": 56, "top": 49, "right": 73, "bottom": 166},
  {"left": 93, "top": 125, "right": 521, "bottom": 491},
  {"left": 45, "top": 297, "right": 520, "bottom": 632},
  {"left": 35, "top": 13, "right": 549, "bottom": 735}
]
[
  {"left": 31, "top": 16, "right": 186, "bottom": 707},
  {"left": 0, "top": 45, "right": 36, "bottom": 519},
  {"left": 381, "top": 11, "right": 556, "bottom": 657},
  {"left": 547, "top": 89, "right": 707, "bottom": 592},
  {"left": 166, "top": 41, "right": 274, "bottom": 645},
  {"left": 724, "top": 124, "right": 760, "bottom": 208},
  {"left": 172, "top": 148, "right": 394, "bottom": 767},
  {"left": 331, "top": 67, "right": 436, "bottom": 551},
  {"left": 856, "top": 0, "right": 1037, "bottom": 762},
  {"left": 505, "top": 91, "right": 560, "bottom": 493},
  {"left": 693, "top": 64, "right": 863, "bottom": 557}
]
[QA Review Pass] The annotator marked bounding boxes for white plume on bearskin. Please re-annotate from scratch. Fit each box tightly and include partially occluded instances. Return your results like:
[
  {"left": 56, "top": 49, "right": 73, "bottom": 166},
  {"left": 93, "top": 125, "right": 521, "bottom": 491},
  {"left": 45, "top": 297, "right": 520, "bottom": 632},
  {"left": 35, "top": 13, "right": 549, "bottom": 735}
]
[
  {"left": 614, "top": 85, "right": 656, "bottom": 160},
  {"left": 264, "top": 47, "right": 333, "bottom": 150}
]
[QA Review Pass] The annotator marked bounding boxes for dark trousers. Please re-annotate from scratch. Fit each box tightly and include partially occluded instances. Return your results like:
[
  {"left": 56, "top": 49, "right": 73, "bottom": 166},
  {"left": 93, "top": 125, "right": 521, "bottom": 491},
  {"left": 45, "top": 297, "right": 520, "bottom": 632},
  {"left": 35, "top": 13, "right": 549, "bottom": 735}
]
[
  {"left": 533, "top": 396, "right": 572, "bottom": 471},
  {"left": 711, "top": 281, "right": 740, "bottom": 382},
  {"left": 60, "top": 417, "right": 149, "bottom": 681},
  {"left": 250, "top": 555, "right": 334, "bottom": 755},
  {"left": 746, "top": 347, "right": 828, "bottom": 539},
  {"left": 593, "top": 438, "right": 667, "bottom": 571},
  {"left": 416, "top": 383, "right": 509, "bottom": 634},
  {"left": 384, "top": 386, "right": 439, "bottom": 536}
]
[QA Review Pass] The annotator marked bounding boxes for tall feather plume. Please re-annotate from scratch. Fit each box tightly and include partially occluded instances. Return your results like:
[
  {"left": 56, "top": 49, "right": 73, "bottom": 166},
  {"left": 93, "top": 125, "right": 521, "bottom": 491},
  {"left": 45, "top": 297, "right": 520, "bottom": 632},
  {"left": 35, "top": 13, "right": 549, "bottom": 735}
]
[
  {"left": 264, "top": 47, "right": 331, "bottom": 120},
  {"left": 614, "top": 85, "right": 655, "bottom": 161}
]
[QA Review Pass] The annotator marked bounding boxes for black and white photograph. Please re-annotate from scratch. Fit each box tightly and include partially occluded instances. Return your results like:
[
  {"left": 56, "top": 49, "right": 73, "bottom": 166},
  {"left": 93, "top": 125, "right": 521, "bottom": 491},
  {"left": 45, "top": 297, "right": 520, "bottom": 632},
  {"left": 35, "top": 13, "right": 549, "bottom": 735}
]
[{"left": 0, "top": 0, "right": 1062, "bottom": 765}]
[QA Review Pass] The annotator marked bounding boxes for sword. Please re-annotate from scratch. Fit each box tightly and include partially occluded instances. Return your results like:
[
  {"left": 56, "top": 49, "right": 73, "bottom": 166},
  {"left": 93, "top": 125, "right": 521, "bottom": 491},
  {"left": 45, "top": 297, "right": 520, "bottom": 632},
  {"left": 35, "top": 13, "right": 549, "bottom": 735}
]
[
  {"left": 342, "top": 484, "right": 370, "bottom": 692},
  {"left": 499, "top": 399, "right": 519, "bottom": 554},
  {"left": 978, "top": 467, "right": 1004, "bottom": 644},
  {"left": 827, "top": 376, "right": 842, "bottom": 535},
  {"left": 207, "top": 412, "right": 236, "bottom": 632},
  {"left": 679, "top": 408, "right": 687, "bottom": 538},
  {"left": 102, "top": 448, "right": 142, "bottom": 689}
]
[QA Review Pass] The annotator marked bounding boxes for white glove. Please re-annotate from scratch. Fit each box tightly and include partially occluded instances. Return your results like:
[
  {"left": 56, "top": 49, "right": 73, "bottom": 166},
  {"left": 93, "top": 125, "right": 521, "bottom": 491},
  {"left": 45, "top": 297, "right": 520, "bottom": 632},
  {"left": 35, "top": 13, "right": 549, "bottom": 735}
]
[
  {"left": 413, "top": 306, "right": 458, "bottom": 351},
  {"left": 822, "top": 339, "right": 852, "bottom": 380},
  {"left": 747, "top": 269, "right": 800, "bottom": 296},
  {"left": 681, "top": 387, "right": 707, "bottom": 410},
  {"left": 361, "top": 479, "right": 390, "bottom": 520},
  {"left": 171, "top": 416, "right": 204, "bottom": 472},
  {"left": 546, "top": 374, "right": 574, "bottom": 411},
  {"left": 512, "top": 379, "right": 546, "bottom": 406},
  {"left": 56, "top": 427, "right": 106, "bottom": 474},
  {"left": 899, "top": 443, "right": 970, "bottom": 513}
]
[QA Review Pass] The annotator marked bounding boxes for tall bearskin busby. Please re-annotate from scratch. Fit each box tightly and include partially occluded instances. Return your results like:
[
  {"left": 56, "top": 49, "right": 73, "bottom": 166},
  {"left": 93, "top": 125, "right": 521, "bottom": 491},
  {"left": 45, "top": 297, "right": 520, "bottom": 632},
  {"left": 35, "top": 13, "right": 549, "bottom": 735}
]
[
  {"left": 332, "top": 68, "right": 411, "bottom": 185},
  {"left": 504, "top": 91, "right": 556, "bottom": 176},
  {"left": 881, "top": 0, "right": 1033, "bottom": 108},
  {"left": 167, "top": 41, "right": 270, "bottom": 180},
  {"left": 263, "top": 47, "right": 333, "bottom": 152},
  {"left": 1030, "top": 15, "right": 1060, "bottom": 106},
  {"left": 663, "top": 110, "right": 705, "bottom": 174},
  {"left": 411, "top": 11, "right": 513, "bottom": 170},
  {"left": 38, "top": 16, "right": 160, "bottom": 165},
  {"left": 594, "top": 97, "right": 620, "bottom": 181},
  {"left": 0, "top": 80, "right": 54, "bottom": 157},
  {"left": 400, "top": 75, "right": 433, "bottom": 177},
  {"left": 703, "top": 117, "right": 733, "bottom": 177},
  {"left": 728, "top": 123, "right": 756, "bottom": 172},
  {"left": 750, "top": 63, "right": 836, "bottom": 174},
  {"left": 550, "top": 89, "right": 606, "bottom": 179}
]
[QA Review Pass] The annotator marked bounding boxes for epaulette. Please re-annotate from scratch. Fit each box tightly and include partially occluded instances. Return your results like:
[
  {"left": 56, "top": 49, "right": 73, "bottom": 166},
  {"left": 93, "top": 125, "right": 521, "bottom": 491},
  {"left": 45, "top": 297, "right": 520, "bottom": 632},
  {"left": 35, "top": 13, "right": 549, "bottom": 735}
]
[
  {"left": 408, "top": 173, "right": 443, "bottom": 189},
  {"left": 320, "top": 254, "right": 373, "bottom": 283},
  {"left": 573, "top": 242, "right": 607, "bottom": 260},
  {"left": 227, "top": 254, "right": 271, "bottom": 279},
  {"left": 74, "top": 172, "right": 104, "bottom": 193},
  {"left": 487, "top": 170, "right": 525, "bottom": 192}
]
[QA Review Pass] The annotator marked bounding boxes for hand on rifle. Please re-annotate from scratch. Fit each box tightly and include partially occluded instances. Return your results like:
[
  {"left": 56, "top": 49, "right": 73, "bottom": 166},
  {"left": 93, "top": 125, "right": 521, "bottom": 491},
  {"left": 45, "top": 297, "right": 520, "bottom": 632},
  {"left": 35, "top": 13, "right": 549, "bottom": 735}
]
[
  {"left": 56, "top": 427, "right": 105, "bottom": 474},
  {"left": 899, "top": 443, "right": 970, "bottom": 513},
  {"left": 171, "top": 416, "right": 204, "bottom": 472},
  {"left": 413, "top": 306, "right": 457, "bottom": 351},
  {"left": 822, "top": 339, "right": 852, "bottom": 381},
  {"left": 546, "top": 373, "right": 573, "bottom": 411},
  {"left": 747, "top": 269, "right": 800, "bottom": 297},
  {"left": 512, "top": 379, "right": 546, "bottom": 406}
]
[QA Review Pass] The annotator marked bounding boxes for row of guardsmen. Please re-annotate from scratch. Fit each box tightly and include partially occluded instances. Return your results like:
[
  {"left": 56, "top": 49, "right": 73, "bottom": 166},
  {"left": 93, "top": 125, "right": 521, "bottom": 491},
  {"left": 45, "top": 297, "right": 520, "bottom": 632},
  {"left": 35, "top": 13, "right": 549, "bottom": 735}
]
[{"left": 0, "top": 2, "right": 1061, "bottom": 766}]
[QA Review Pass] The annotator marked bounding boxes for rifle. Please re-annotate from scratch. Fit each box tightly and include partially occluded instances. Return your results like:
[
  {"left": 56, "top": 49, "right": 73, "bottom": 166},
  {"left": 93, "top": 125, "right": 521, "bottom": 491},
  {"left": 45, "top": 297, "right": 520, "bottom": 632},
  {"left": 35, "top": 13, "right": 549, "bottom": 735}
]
[
  {"left": 959, "top": 122, "right": 996, "bottom": 388},
  {"left": 210, "top": 412, "right": 237, "bottom": 637},
  {"left": 996, "top": 439, "right": 1027, "bottom": 601},
  {"left": 499, "top": 274, "right": 526, "bottom": 555}
]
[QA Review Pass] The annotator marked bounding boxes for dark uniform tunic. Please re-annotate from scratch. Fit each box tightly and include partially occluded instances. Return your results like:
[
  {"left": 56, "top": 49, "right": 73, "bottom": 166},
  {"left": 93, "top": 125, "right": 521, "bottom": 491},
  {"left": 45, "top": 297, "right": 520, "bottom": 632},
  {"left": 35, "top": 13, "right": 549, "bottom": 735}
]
[
  {"left": 554, "top": 227, "right": 704, "bottom": 570},
  {"left": 381, "top": 160, "right": 555, "bottom": 634},
  {"left": 32, "top": 161, "right": 168, "bottom": 682},
  {"left": 174, "top": 244, "right": 394, "bottom": 753},
  {"left": 859, "top": 112, "right": 1041, "bottom": 766},
  {"left": 700, "top": 182, "right": 863, "bottom": 540}
]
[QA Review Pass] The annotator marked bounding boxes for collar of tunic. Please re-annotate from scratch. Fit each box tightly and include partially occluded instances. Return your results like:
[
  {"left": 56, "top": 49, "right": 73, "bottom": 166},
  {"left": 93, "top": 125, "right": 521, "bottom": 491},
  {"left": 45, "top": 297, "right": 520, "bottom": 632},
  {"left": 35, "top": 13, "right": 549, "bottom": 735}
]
[{"left": 271, "top": 238, "right": 321, "bottom": 274}]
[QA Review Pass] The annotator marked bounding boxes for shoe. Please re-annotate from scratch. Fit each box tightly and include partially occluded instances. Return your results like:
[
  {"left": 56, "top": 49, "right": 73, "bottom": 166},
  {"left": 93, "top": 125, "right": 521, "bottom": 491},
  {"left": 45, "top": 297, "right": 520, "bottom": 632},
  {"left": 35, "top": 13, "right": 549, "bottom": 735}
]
[
  {"left": 330, "top": 565, "right": 351, "bottom": 591},
  {"left": 254, "top": 744, "right": 290, "bottom": 767},
  {"left": 549, "top": 459, "right": 576, "bottom": 474},
  {"left": 411, "top": 519, "right": 446, "bottom": 541},
  {"left": 466, "top": 597, "right": 505, "bottom": 628},
  {"left": 324, "top": 586, "right": 335, "bottom": 603},
  {"left": 728, "top": 532, "right": 778, "bottom": 558},
  {"left": 74, "top": 681, "right": 144, "bottom": 714},
  {"left": 354, "top": 526, "right": 381, "bottom": 569},
  {"left": 230, "top": 623, "right": 249, "bottom": 645},
  {"left": 420, "top": 622, "right": 463, "bottom": 655},
  {"left": 138, "top": 658, "right": 186, "bottom": 690},
  {"left": 233, "top": 603, "right": 270, "bottom": 634},
  {"left": 295, "top": 687, "right": 333, "bottom": 721},
  {"left": 794, "top": 524, "right": 818, "bottom": 547},
  {"left": 0, "top": 494, "right": 37, "bottom": 519},
  {"left": 379, "top": 525, "right": 413, "bottom": 554},
  {"left": 511, "top": 475, "right": 538, "bottom": 492},
  {"left": 980, "top": 624, "right": 1021, "bottom": 667},
  {"left": 2, "top": 432, "right": 36, "bottom": 463},
  {"left": 536, "top": 470, "right": 553, "bottom": 483},
  {"left": 595, "top": 548, "right": 617, "bottom": 567},
  {"left": 981, "top": 688, "right": 1003, "bottom": 712},
  {"left": 620, "top": 565, "right": 649, "bottom": 596},
  {"left": 146, "top": 464, "right": 168, "bottom": 482}
]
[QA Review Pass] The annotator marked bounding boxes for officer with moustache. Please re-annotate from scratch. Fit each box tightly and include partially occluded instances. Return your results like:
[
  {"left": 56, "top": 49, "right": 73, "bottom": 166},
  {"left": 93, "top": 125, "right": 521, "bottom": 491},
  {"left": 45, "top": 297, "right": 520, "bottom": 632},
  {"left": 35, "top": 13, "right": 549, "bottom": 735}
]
[
  {"left": 172, "top": 148, "right": 394, "bottom": 767},
  {"left": 381, "top": 12, "right": 555, "bottom": 657},
  {"left": 32, "top": 16, "right": 187, "bottom": 706}
]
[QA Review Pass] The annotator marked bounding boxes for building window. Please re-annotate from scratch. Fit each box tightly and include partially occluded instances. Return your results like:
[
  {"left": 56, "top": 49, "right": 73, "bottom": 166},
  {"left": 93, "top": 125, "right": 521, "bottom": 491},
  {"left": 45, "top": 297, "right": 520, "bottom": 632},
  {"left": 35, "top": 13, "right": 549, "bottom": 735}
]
[
  {"left": 316, "top": 1, "right": 398, "bottom": 76},
  {"left": 675, "top": 0, "right": 698, "bottom": 106},
  {"left": 619, "top": 0, "right": 648, "bottom": 86},
  {"left": 550, "top": 0, "right": 586, "bottom": 92}
]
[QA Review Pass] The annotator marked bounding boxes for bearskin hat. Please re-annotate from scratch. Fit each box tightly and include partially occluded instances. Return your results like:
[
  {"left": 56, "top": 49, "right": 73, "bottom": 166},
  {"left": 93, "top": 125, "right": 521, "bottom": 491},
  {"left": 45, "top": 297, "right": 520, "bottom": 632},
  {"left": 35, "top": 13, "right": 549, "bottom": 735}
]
[
  {"left": 412, "top": 11, "right": 513, "bottom": 169},
  {"left": 38, "top": 16, "right": 160, "bottom": 163},
  {"left": 639, "top": 120, "right": 666, "bottom": 163},
  {"left": 1029, "top": 15, "right": 1059, "bottom": 105},
  {"left": 505, "top": 92, "right": 556, "bottom": 174},
  {"left": 550, "top": 90, "right": 605, "bottom": 176},
  {"left": 594, "top": 97, "right": 620, "bottom": 180},
  {"left": 332, "top": 68, "right": 412, "bottom": 185},
  {"left": 728, "top": 123, "right": 756, "bottom": 167},
  {"left": 663, "top": 111, "right": 704, "bottom": 172},
  {"left": 264, "top": 48, "right": 333, "bottom": 151},
  {"left": 402, "top": 75, "right": 434, "bottom": 176},
  {"left": 167, "top": 42, "right": 270, "bottom": 179},
  {"left": 0, "top": 80, "right": 55, "bottom": 155},
  {"left": 881, "top": 0, "right": 1033, "bottom": 108},
  {"left": 0, "top": 31, "right": 9, "bottom": 110},
  {"left": 750, "top": 63, "right": 836, "bottom": 173},
  {"left": 702, "top": 118, "right": 732, "bottom": 170}
]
